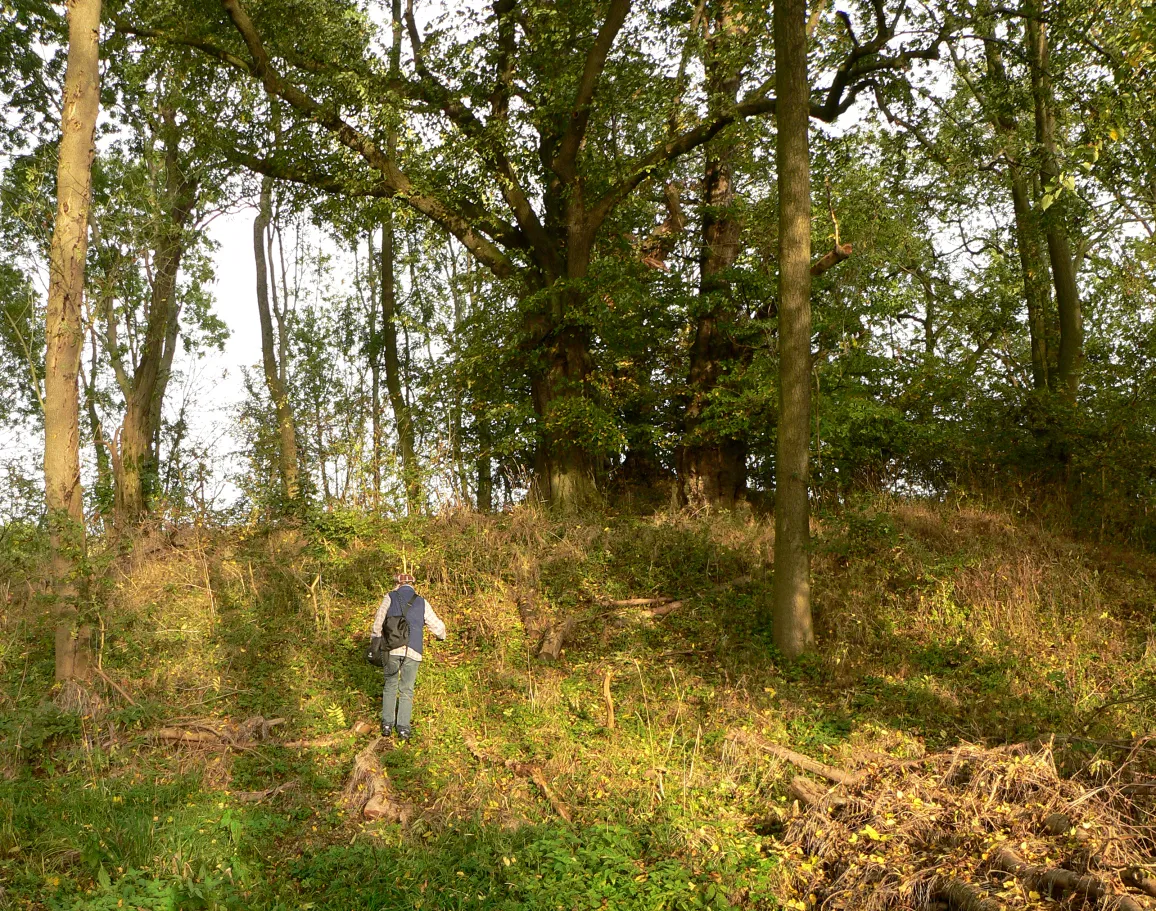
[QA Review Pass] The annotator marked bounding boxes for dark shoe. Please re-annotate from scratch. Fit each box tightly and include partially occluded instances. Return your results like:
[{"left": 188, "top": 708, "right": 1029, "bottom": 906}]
[
  {"left": 381, "top": 722, "right": 393, "bottom": 738},
  {"left": 396, "top": 727, "right": 411, "bottom": 742}
]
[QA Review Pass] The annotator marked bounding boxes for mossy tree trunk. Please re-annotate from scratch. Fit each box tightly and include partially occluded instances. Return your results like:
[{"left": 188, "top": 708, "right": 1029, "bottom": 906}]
[{"left": 771, "top": 0, "right": 816, "bottom": 659}]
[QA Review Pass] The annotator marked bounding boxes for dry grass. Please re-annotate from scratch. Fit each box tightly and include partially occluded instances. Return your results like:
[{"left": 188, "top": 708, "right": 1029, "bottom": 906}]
[{"left": 6, "top": 496, "right": 1152, "bottom": 909}]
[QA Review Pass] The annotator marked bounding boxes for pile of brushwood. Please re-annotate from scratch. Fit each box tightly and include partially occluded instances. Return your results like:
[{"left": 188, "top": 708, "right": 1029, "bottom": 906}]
[{"left": 732, "top": 732, "right": 1156, "bottom": 911}]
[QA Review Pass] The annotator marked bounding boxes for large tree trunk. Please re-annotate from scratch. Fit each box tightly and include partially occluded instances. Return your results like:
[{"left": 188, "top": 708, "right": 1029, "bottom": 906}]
[
  {"left": 1025, "top": 0, "right": 1082, "bottom": 401},
  {"left": 45, "top": 0, "right": 101, "bottom": 688},
  {"left": 380, "top": 210, "right": 421, "bottom": 513},
  {"left": 527, "top": 311, "right": 599, "bottom": 509},
  {"left": 680, "top": 0, "right": 747, "bottom": 509},
  {"left": 114, "top": 138, "right": 195, "bottom": 526},
  {"left": 680, "top": 157, "right": 746, "bottom": 507},
  {"left": 254, "top": 176, "right": 299, "bottom": 502},
  {"left": 771, "top": 0, "right": 815, "bottom": 659}
]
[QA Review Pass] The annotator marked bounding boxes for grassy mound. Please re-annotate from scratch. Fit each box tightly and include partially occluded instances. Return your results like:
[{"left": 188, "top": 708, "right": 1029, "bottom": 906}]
[{"left": 0, "top": 497, "right": 1153, "bottom": 909}]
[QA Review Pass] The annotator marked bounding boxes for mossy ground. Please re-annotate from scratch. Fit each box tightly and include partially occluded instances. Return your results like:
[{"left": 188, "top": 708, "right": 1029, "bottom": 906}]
[{"left": 1, "top": 497, "right": 1152, "bottom": 910}]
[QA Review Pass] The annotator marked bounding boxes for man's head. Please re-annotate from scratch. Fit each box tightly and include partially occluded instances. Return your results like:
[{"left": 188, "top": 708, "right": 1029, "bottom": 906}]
[{"left": 395, "top": 572, "right": 416, "bottom": 586}]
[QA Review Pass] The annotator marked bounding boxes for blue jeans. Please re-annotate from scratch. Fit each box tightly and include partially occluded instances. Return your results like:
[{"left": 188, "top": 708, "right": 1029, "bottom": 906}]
[{"left": 382, "top": 654, "right": 420, "bottom": 729}]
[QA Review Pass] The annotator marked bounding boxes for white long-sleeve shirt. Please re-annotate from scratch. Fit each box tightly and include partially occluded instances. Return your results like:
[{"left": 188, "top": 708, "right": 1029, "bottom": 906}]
[{"left": 370, "top": 585, "right": 446, "bottom": 662}]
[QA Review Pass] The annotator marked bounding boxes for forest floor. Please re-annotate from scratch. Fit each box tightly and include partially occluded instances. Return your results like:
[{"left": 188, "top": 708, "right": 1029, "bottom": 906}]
[{"left": 0, "top": 496, "right": 1154, "bottom": 910}]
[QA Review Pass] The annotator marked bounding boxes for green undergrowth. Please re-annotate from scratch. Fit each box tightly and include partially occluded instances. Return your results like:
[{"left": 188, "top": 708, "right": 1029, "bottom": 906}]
[{"left": 0, "top": 496, "right": 1153, "bottom": 909}]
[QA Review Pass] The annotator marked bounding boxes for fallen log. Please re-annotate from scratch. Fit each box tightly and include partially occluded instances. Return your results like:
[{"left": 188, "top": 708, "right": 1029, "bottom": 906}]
[
  {"left": 990, "top": 846, "right": 1144, "bottom": 911},
  {"left": 937, "top": 878, "right": 1001, "bottom": 911},
  {"left": 1122, "top": 867, "right": 1156, "bottom": 899},
  {"left": 788, "top": 775, "right": 847, "bottom": 808},
  {"left": 342, "top": 736, "right": 411, "bottom": 823},
  {"left": 1041, "top": 812, "right": 1072, "bottom": 836},
  {"left": 281, "top": 720, "right": 375, "bottom": 749},
  {"left": 517, "top": 592, "right": 550, "bottom": 648},
  {"left": 537, "top": 617, "right": 576, "bottom": 663},
  {"left": 152, "top": 716, "right": 286, "bottom": 748},
  {"left": 602, "top": 597, "right": 674, "bottom": 608},
  {"left": 727, "top": 730, "right": 862, "bottom": 786},
  {"left": 646, "top": 600, "right": 682, "bottom": 619}
]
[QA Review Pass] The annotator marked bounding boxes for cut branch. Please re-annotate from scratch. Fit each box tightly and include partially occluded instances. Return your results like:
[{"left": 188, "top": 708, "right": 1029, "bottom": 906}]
[
  {"left": 464, "top": 734, "right": 572, "bottom": 822},
  {"left": 94, "top": 665, "right": 137, "bottom": 706},
  {"left": 937, "top": 878, "right": 1001, "bottom": 911},
  {"left": 810, "top": 243, "right": 852, "bottom": 276},
  {"left": 601, "top": 668, "right": 615, "bottom": 730},
  {"left": 726, "top": 729, "right": 862, "bottom": 785},
  {"left": 990, "top": 846, "right": 1144, "bottom": 911}
]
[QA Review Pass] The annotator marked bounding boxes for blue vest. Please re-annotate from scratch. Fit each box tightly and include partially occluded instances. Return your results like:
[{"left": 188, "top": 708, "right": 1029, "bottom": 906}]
[{"left": 387, "top": 586, "right": 426, "bottom": 655}]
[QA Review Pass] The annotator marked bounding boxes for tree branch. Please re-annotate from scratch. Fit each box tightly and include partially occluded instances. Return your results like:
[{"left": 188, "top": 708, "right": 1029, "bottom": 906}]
[
  {"left": 552, "top": 0, "right": 632, "bottom": 180},
  {"left": 403, "top": 0, "right": 554, "bottom": 274},
  {"left": 810, "top": 243, "right": 852, "bottom": 276},
  {"left": 214, "top": 0, "right": 515, "bottom": 278},
  {"left": 588, "top": 83, "right": 776, "bottom": 231}
]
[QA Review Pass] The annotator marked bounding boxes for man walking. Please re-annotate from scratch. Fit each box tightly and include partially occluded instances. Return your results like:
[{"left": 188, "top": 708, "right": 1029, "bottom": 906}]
[{"left": 372, "top": 572, "right": 446, "bottom": 741}]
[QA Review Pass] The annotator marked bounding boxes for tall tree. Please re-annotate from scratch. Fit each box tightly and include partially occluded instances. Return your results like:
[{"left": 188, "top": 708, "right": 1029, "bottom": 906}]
[
  {"left": 253, "top": 175, "right": 300, "bottom": 502},
  {"left": 381, "top": 0, "right": 420, "bottom": 514},
  {"left": 976, "top": 0, "right": 1054, "bottom": 390},
  {"left": 379, "top": 208, "right": 420, "bottom": 513},
  {"left": 44, "top": 0, "right": 101, "bottom": 688},
  {"left": 680, "top": 0, "right": 753, "bottom": 509},
  {"left": 772, "top": 0, "right": 816, "bottom": 658},
  {"left": 108, "top": 106, "right": 199, "bottom": 525},
  {"left": 1025, "top": 0, "right": 1083, "bottom": 401}
]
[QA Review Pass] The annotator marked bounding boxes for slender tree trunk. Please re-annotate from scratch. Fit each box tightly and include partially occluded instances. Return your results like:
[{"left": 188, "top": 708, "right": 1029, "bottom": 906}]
[
  {"left": 1026, "top": 0, "right": 1082, "bottom": 400},
  {"left": 681, "top": 0, "right": 747, "bottom": 509},
  {"left": 253, "top": 176, "right": 299, "bottom": 502},
  {"left": 477, "top": 416, "right": 493, "bottom": 511},
  {"left": 114, "top": 146, "right": 195, "bottom": 526},
  {"left": 366, "top": 231, "right": 382, "bottom": 508},
  {"left": 316, "top": 402, "right": 330, "bottom": 501},
  {"left": 45, "top": 0, "right": 101, "bottom": 688},
  {"left": 978, "top": 0, "right": 1053, "bottom": 391},
  {"left": 149, "top": 242, "right": 187, "bottom": 475},
  {"left": 380, "top": 210, "right": 420, "bottom": 513},
  {"left": 771, "top": 0, "right": 815, "bottom": 658},
  {"left": 84, "top": 326, "right": 113, "bottom": 529},
  {"left": 1008, "top": 172, "right": 1053, "bottom": 388}
]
